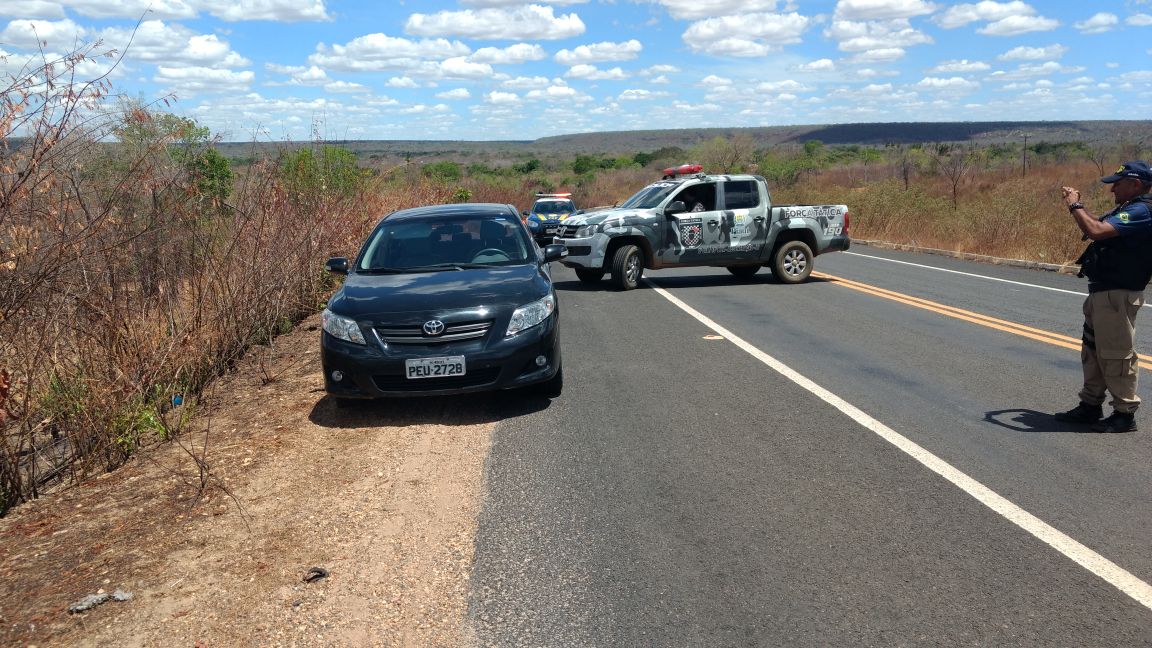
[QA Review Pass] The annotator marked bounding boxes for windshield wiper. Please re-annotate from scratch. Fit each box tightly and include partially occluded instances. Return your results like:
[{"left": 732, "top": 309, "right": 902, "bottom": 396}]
[{"left": 357, "top": 266, "right": 408, "bottom": 274}]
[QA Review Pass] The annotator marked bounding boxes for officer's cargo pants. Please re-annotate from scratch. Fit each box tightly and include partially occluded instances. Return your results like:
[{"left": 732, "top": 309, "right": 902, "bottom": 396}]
[{"left": 1079, "top": 289, "right": 1145, "bottom": 413}]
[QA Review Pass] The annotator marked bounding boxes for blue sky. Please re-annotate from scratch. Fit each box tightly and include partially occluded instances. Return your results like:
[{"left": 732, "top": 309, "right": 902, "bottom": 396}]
[{"left": 2, "top": 1, "right": 1151, "bottom": 142}]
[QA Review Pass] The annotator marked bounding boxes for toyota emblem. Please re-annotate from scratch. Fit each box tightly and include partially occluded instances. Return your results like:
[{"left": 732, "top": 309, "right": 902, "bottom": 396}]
[{"left": 422, "top": 320, "right": 446, "bottom": 336}]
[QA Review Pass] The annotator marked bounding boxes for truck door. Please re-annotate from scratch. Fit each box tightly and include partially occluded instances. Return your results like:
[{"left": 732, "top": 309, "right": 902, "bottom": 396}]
[
  {"left": 718, "top": 179, "right": 770, "bottom": 260},
  {"left": 656, "top": 181, "right": 731, "bottom": 265}
]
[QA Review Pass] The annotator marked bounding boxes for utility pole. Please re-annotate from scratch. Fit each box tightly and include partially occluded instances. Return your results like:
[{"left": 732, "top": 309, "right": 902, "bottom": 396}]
[{"left": 1022, "top": 132, "right": 1029, "bottom": 177}]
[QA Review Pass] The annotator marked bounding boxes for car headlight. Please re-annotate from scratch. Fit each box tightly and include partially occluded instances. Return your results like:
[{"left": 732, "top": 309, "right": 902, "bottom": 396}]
[
  {"left": 506, "top": 294, "right": 555, "bottom": 337},
  {"left": 575, "top": 224, "right": 600, "bottom": 237},
  {"left": 322, "top": 308, "right": 367, "bottom": 345}
]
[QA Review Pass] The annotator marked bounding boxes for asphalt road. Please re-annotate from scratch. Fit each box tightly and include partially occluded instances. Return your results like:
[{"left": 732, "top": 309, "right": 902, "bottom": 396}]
[{"left": 467, "top": 247, "right": 1152, "bottom": 647}]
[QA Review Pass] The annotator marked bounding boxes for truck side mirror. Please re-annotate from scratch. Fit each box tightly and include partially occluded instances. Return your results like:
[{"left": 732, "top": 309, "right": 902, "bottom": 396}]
[{"left": 666, "top": 200, "right": 687, "bottom": 215}]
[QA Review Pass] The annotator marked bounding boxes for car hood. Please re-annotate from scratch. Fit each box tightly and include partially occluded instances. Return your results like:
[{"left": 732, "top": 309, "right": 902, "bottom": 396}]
[
  {"left": 563, "top": 208, "right": 653, "bottom": 227},
  {"left": 330, "top": 263, "right": 551, "bottom": 318}
]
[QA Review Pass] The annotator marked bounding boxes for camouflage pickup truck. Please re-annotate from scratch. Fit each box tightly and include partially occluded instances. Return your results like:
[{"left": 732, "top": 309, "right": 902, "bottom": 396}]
[{"left": 553, "top": 171, "right": 850, "bottom": 290}]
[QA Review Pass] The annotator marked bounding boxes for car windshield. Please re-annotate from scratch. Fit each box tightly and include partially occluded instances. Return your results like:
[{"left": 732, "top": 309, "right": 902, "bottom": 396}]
[
  {"left": 618, "top": 182, "right": 678, "bottom": 209},
  {"left": 534, "top": 200, "right": 575, "bottom": 216},
  {"left": 356, "top": 214, "right": 533, "bottom": 271}
]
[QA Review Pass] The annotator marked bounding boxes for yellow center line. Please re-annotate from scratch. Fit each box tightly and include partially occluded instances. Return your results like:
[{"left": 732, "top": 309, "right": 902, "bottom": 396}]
[{"left": 813, "top": 271, "right": 1152, "bottom": 370}]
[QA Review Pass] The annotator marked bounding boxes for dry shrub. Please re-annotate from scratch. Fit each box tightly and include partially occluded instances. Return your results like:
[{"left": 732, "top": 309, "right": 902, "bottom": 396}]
[{"left": 0, "top": 47, "right": 380, "bottom": 514}]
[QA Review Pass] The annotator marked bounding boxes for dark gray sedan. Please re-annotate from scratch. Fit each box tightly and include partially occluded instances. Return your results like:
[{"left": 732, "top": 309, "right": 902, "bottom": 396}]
[{"left": 321, "top": 203, "right": 566, "bottom": 403}]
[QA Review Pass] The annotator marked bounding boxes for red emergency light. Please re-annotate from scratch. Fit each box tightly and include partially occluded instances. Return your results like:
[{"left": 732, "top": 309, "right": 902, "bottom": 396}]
[{"left": 662, "top": 163, "right": 703, "bottom": 177}]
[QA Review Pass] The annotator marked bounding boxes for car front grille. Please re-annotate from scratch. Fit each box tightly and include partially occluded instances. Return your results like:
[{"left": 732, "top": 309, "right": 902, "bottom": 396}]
[
  {"left": 372, "top": 367, "right": 501, "bottom": 391},
  {"left": 374, "top": 320, "right": 492, "bottom": 345},
  {"left": 559, "top": 224, "right": 580, "bottom": 237}
]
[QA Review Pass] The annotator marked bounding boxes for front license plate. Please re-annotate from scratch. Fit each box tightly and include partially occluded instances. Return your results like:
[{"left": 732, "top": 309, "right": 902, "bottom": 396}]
[{"left": 405, "top": 356, "right": 466, "bottom": 379}]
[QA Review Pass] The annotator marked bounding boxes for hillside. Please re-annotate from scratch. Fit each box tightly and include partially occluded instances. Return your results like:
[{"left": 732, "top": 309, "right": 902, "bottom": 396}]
[{"left": 212, "top": 120, "right": 1151, "bottom": 161}]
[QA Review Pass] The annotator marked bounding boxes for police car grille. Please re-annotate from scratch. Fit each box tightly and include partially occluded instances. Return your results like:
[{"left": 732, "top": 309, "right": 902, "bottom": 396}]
[{"left": 374, "top": 320, "right": 491, "bottom": 344}]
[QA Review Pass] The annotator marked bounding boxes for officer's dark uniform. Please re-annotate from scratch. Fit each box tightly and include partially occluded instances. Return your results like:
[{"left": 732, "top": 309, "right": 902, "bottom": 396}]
[{"left": 1065, "top": 190, "right": 1152, "bottom": 427}]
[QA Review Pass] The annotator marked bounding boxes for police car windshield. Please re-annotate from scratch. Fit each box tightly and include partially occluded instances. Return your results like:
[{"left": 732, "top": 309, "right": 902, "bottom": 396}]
[
  {"left": 534, "top": 200, "right": 573, "bottom": 215},
  {"left": 619, "top": 183, "right": 677, "bottom": 209}
]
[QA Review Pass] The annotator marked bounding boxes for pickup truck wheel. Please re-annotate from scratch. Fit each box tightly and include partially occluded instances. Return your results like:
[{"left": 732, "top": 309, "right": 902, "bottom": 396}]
[
  {"left": 772, "top": 240, "right": 813, "bottom": 284},
  {"left": 574, "top": 268, "right": 604, "bottom": 283},
  {"left": 726, "top": 265, "right": 760, "bottom": 278},
  {"left": 610, "top": 244, "right": 643, "bottom": 290}
]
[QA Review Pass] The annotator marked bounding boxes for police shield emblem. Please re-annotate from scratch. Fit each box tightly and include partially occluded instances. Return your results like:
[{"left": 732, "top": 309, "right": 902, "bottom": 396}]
[{"left": 680, "top": 218, "right": 703, "bottom": 247}]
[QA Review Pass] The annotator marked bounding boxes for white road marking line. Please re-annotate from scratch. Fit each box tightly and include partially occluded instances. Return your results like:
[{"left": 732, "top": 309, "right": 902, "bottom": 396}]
[
  {"left": 647, "top": 279, "right": 1152, "bottom": 611},
  {"left": 843, "top": 251, "right": 1088, "bottom": 297}
]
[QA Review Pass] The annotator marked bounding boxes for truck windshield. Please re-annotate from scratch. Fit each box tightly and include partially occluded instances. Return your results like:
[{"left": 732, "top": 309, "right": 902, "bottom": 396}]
[{"left": 618, "top": 182, "right": 677, "bottom": 209}]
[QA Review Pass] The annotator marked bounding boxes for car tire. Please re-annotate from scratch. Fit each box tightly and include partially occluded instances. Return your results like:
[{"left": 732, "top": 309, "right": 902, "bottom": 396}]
[
  {"left": 726, "top": 265, "right": 760, "bottom": 278},
  {"left": 575, "top": 268, "right": 604, "bottom": 283},
  {"left": 772, "top": 240, "right": 813, "bottom": 284},
  {"left": 610, "top": 244, "right": 643, "bottom": 291},
  {"left": 535, "top": 365, "right": 563, "bottom": 397}
]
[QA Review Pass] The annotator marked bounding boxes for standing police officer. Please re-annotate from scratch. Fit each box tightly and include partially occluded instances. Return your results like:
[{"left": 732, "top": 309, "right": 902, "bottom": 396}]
[{"left": 1055, "top": 161, "right": 1152, "bottom": 432}]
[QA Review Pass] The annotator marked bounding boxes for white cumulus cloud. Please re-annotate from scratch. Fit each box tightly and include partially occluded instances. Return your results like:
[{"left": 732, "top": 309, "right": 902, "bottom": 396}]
[
  {"left": 555, "top": 40, "right": 642, "bottom": 65},
  {"left": 1074, "top": 13, "right": 1118, "bottom": 34},
  {"left": 0, "top": 18, "right": 85, "bottom": 48},
  {"left": 826, "top": 19, "right": 933, "bottom": 52},
  {"left": 833, "top": 0, "right": 938, "bottom": 21},
  {"left": 406, "top": 5, "right": 584, "bottom": 40},
  {"left": 656, "top": 0, "right": 782, "bottom": 21},
  {"left": 979, "top": 14, "right": 1059, "bottom": 36},
  {"left": 682, "top": 12, "right": 810, "bottom": 56},
  {"left": 998, "top": 44, "right": 1067, "bottom": 60},
  {"left": 309, "top": 34, "right": 470, "bottom": 73},
  {"left": 470, "top": 43, "right": 547, "bottom": 64},
  {"left": 931, "top": 59, "right": 990, "bottom": 73}
]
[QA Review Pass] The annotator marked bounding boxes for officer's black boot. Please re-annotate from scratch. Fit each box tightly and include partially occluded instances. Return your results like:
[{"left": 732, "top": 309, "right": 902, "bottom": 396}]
[
  {"left": 1054, "top": 402, "right": 1103, "bottom": 423},
  {"left": 1090, "top": 411, "right": 1137, "bottom": 433}
]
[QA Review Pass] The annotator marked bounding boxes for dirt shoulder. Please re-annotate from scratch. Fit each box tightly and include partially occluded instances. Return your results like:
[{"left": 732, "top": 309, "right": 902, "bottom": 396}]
[{"left": 0, "top": 312, "right": 498, "bottom": 647}]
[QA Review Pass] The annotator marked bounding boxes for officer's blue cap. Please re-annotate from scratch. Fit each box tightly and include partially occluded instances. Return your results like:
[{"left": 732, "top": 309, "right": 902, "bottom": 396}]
[{"left": 1101, "top": 160, "right": 1152, "bottom": 183}]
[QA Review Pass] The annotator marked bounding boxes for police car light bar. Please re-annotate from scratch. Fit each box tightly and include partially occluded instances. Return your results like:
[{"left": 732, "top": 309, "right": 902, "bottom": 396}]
[
  {"left": 536, "top": 192, "right": 572, "bottom": 198},
  {"left": 662, "top": 163, "right": 704, "bottom": 177}
]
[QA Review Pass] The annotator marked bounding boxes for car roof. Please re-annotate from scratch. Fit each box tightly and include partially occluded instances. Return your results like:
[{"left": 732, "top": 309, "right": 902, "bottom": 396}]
[{"left": 383, "top": 203, "right": 518, "bottom": 222}]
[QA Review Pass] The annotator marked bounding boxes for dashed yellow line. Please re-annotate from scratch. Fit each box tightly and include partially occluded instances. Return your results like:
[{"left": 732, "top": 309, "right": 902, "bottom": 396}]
[{"left": 813, "top": 271, "right": 1152, "bottom": 370}]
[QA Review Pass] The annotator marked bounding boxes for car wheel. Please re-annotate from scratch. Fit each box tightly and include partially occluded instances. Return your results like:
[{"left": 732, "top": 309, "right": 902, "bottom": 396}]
[
  {"left": 535, "top": 365, "right": 563, "bottom": 398},
  {"left": 575, "top": 268, "right": 604, "bottom": 283},
  {"left": 772, "top": 240, "right": 813, "bottom": 284},
  {"left": 726, "top": 265, "right": 760, "bottom": 278},
  {"left": 610, "top": 244, "right": 643, "bottom": 291}
]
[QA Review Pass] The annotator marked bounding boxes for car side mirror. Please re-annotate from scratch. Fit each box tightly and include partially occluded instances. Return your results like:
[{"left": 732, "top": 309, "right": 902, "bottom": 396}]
[
  {"left": 542, "top": 244, "right": 568, "bottom": 262},
  {"left": 326, "top": 257, "right": 349, "bottom": 275},
  {"left": 666, "top": 200, "right": 687, "bottom": 215}
]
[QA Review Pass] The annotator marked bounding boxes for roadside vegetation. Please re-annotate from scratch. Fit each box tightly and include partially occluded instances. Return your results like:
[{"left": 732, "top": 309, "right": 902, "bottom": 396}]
[{"left": 1, "top": 45, "right": 1145, "bottom": 515}]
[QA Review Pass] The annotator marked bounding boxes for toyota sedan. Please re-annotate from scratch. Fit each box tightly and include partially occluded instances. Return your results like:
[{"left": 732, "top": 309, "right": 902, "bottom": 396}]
[{"left": 321, "top": 203, "right": 566, "bottom": 403}]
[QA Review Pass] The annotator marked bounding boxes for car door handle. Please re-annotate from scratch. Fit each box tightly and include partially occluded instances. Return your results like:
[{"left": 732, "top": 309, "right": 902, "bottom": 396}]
[
  {"left": 708, "top": 220, "right": 719, "bottom": 226},
  {"left": 753, "top": 216, "right": 765, "bottom": 223}
]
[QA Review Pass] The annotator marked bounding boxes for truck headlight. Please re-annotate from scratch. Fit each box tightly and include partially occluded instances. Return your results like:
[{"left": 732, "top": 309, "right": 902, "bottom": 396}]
[
  {"left": 506, "top": 294, "right": 555, "bottom": 337},
  {"left": 575, "top": 224, "right": 599, "bottom": 237},
  {"left": 322, "top": 308, "right": 367, "bottom": 345}
]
